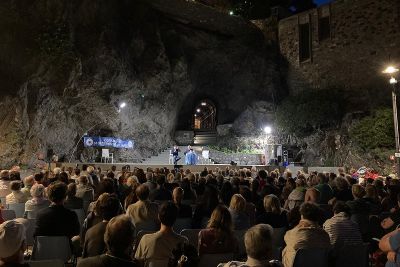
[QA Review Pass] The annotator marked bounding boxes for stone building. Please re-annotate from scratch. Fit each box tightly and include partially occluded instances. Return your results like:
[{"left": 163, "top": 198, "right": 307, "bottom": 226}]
[{"left": 278, "top": 0, "right": 400, "bottom": 107}]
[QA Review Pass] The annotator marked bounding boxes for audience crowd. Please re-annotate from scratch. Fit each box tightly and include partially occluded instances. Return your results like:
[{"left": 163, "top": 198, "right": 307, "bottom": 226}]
[{"left": 0, "top": 164, "right": 399, "bottom": 267}]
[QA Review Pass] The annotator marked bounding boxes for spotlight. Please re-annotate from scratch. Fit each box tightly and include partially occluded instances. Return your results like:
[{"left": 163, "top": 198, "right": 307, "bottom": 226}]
[
  {"left": 383, "top": 66, "right": 399, "bottom": 74},
  {"left": 264, "top": 126, "right": 272, "bottom": 134},
  {"left": 119, "top": 102, "right": 127, "bottom": 109},
  {"left": 201, "top": 102, "right": 207, "bottom": 106},
  {"left": 229, "top": 10, "right": 234, "bottom": 15},
  {"left": 196, "top": 108, "right": 201, "bottom": 113}
]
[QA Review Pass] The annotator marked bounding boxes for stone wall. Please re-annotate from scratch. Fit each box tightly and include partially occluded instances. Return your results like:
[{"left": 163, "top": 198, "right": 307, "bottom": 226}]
[
  {"left": 210, "top": 150, "right": 263, "bottom": 165},
  {"left": 279, "top": 0, "right": 400, "bottom": 108}
]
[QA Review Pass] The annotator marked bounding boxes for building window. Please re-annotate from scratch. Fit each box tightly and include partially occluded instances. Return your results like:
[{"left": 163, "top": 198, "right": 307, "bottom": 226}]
[
  {"left": 319, "top": 16, "right": 330, "bottom": 41},
  {"left": 299, "top": 23, "right": 311, "bottom": 62}
]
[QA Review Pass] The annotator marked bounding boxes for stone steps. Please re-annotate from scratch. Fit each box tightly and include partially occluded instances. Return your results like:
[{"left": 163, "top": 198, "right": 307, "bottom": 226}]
[{"left": 194, "top": 131, "right": 217, "bottom": 145}]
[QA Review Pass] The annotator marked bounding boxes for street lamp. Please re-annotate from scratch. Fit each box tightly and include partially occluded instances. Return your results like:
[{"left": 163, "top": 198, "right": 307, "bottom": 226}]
[
  {"left": 383, "top": 65, "right": 400, "bottom": 177},
  {"left": 68, "top": 102, "right": 127, "bottom": 163}
]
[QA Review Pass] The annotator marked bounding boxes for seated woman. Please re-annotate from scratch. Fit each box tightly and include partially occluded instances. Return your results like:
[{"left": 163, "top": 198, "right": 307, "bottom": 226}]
[
  {"left": 198, "top": 205, "right": 239, "bottom": 255},
  {"left": 256, "top": 194, "right": 288, "bottom": 229},
  {"left": 24, "top": 184, "right": 51, "bottom": 219},
  {"left": 229, "top": 194, "right": 250, "bottom": 230},
  {"left": 6, "top": 181, "right": 28, "bottom": 204},
  {"left": 64, "top": 183, "right": 84, "bottom": 210}
]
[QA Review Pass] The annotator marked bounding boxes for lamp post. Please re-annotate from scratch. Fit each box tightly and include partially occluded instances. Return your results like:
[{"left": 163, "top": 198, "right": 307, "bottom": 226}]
[
  {"left": 68, "top": 102, "right": 127, "bottom": 163},
  {"left": 264, "top": 126, "right": 273, "bottom": 165},
  {"left": 383, "top": 66, "right": 400, "bottom": 177}
]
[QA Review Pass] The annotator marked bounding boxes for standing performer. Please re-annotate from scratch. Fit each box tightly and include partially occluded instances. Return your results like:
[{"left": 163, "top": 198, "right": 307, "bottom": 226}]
[
  {"left": 185, "top": 148, "right": 198, "bottom": 165},
  {"left": 172, "top": 145, "right": 181, "bottom": 165}
]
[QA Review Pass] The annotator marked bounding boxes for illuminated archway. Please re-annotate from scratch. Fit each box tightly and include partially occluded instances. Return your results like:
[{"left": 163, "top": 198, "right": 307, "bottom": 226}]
[{"left": 192, "top": 99, "right": 217, "bottom": 130}]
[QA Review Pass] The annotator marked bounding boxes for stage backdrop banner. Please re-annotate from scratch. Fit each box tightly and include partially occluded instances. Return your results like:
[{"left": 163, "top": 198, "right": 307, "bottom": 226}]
[{"left": 84, "top": 136, "right": 134, "bottom": 149}]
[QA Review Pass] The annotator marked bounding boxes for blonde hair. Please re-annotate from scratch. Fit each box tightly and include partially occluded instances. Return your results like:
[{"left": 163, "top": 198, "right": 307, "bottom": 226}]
[
  {"left": 263, "top": 194, "right": 281, "bottom": 214},
  {"left": 352, "top": 184, "right": 365, "bottom": 199},
  {"left": 167, "top": 173, "right": 175, "bottom": 183},
  {"left": 87, "top": 166, "right": 95, "bottom": 174},
  {"left": 229, "top": 194, "right": 246, "bottom": 212}
]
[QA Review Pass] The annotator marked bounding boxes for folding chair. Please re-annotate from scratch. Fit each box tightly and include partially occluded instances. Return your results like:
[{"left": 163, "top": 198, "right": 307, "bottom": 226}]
[
  {"left": 293, "top": 248, "right": 329, "bottom": 267},
  {"left": 198, "top": 253, "right": 234, "bottom": 267},
  {"left": 27, "top": 259, "right": 65, "bottom": 267},
  {"left": 180, "top": 229, "right": 201, "bottom": 248},
  {"left": 173, "top": 218, "right": 192, "bottom": 234},
  {"left": 7, "top": 203, "right": 25, "bottom": 218},
  {"left": 31, "top": 236, "right": 72, "bottom": 263},
  {"left": 1, "top": 209, "right": 16, "bottom": 220}
]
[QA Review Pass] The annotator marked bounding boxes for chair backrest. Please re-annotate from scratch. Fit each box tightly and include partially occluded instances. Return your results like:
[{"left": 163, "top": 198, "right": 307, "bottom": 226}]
[
  {"left": 146, "top": 259, "right": 170, "bottom": 267},
  {"left": 27, "top": 259, "right": 65, "bottom": 267},
  {"left": 102, "top": 149, "right": 110, "bottom": 158},
  {"left": 72, "top": 209, "right": 85, "bottom": 227},
  {"left": 180, "top": 229, "right": 201, "bottom": 248},
  {"left": 234, "top": 230, "right": 247, "bottom": 256},
  {"left": 26, "top": 219, "right": 36, "bottom": 247},
  {"left": 32, "top": 236, "right": 72, "bottom": 262},
  {"left": 198, "top": 253, "right": 234, "bottom": 267},
  {"left": 7, "top": 203, "right": 26, "bottom": 218},
  {"left": 293, "top": 248, "right": 329, "bottom": 267},
  {"left": 173, "top": 218, "right": 192, "bottom": 234},
  {"left": 334, "top": 243, "right": 369, "bottom": 267},
  {"left": 1, "top": 209, "right": 16, "bottom": 220}
]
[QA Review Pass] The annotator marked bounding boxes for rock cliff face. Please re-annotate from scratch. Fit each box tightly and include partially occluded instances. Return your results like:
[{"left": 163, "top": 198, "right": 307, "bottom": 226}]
[{"left": 0, "top": 0, "right": 281, "bottom": 167}]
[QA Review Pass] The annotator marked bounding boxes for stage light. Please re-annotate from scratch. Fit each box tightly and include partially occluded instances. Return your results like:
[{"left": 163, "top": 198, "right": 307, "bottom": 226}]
[
  {"left": 390, "top": 77, "right": 398, "bottom": 84},
  {"left": 201, "top": 102, "right": 207, "bottom": 106},
  {"left": 229, "top": 10, "right": 234, "bottom": 15},
  {"left": 264, "top": 126, "right": 272, "bottom": 134},
  {"left": 196, "top": 108, "right": 201, "bottom": 113},
  {"left": 383, "top": 66, "right": 399, "bottom": 74},
  {"left": 119, "top": 102, "right": 127, "bottom": 109}
]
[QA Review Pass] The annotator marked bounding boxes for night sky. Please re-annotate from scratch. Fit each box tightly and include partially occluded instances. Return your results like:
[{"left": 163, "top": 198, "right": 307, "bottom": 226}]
[{"left": 315, "top": 0, "right": 333, "bottom": 5}]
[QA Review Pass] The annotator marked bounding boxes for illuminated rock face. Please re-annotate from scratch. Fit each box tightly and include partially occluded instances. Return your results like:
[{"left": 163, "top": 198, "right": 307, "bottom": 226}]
[{"left": 0, "top": 0, "right": 280, "bottom": 166}]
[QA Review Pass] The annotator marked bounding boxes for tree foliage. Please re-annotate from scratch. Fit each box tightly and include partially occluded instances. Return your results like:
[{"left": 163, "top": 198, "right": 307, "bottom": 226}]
[
  {"left": 276, "top": 90, "right": 344, "bottom": 137},
  {"left": 349, "top": 109, "right": 395, "bottom": 150}
]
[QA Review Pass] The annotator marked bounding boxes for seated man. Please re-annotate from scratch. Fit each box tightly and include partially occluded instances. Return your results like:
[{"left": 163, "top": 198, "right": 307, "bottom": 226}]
[
  {"left": 150, "top": 175, "right": 172, "bottom": 202},
  {"left": 64, "top": 183, "right": 84, "bottom": 210},
  {"left": 221, "top": 224, "right": 280, "bottom": 267},
  {"left": 126, "top": 185, "right": 159, "bottom": 231},
  {"left": 135, "top": 202, "right": 188, "bottom": 266},
  {"left": 77, "top": 215, "right": 137, "bottom": 267},
  {"left": 282, "top": 202, "right": 331, "bottom": 267},
  {"left": 172, "top": 187, "right": 192, "bottom": 218},
  {"left": 0, "top": 219, "right": 29, "bottom": 267},
  {"left": 82, "top": 193, "right": 121, "bottom": 258},
  {"left": 34, "top": 182, "right": 80, "bottom": 239}
]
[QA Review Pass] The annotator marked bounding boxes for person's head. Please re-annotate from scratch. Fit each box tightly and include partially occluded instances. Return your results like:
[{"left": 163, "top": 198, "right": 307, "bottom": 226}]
[
  {"left": 244, "top": 224, "right": 273, "bottom": 261},
  {"left": 258, "top": 170, "right": 268, "bottom": 180},
  {"left": 352, "top": 184, "right": 366, "bottom": 199},
  {"left": 47, "top": 182, "right": 67, "bottom": 204},
  {"left": 156, "top": 175, "right": 166, "bottom": 186},
  {"left": 67, "top": 183, "right": 77, "bottom": 198},
  {"left": 305, "top": 188, "right": 320, "bottom": 203},
  {"left": 159, "top": 201, "right": 178, "bottom": 227},
  {"left": 0, "top": 219, "right": 27, "bottom": 263},
  {"left": 333, "top": 202, "right": 351, "bottom": 216},
  {"left": 263, "top": 194, "right": 281, "bottom": 214},
  {"left": 74, "top": 168, "right": 81, "bottom": 176},
  {"left": 97, "top": 193, "right": 121, "bottom": 221},
  {"left": 34, "top": 172, "right": 44, "bottom": 183},
  {"left": 111, "top": 165, "right": 117, "bottom": 172},
  {"left": 173, "top": 187, "right": 184, "bottom": 204},
  {"left": 10, "top": 181, "right": 21, "bottom": 191},
  {"left": 300, "top": 202, "right": 321, "bottom": 222},
  {"left": 229, "top": 194, "right": 246, "bottom": 212},
  {"left": 136, "top": 184, "right": 150, "bottom": 201},
  {"left": 207, "top": 205, "right": 233, "bottom": 233},
  {"left": 126, "top": 176, "right": 139, "bottom": 188},
  {"left": 78, "top": 175, "right": 89, "bottom": 185},
  {"left": 104, "top": 215, "right": 135, "bottom": 257},
  {"left": 365, "top": 184, "right": 378, "bottom": 200},
  {"left": 53, "top": 167, "right": 61, "bottom": 175},
  {"left": 335, "top": 176, "right": 350, "bottom": 190},
  {"left": 23, "top": 176, "right": 34, "bottom": 187},
  {"left": 30, "top": 184, "right": 45, "bottom": 198},
  {"left": 0, "top": 170, "right": 9, "bottom": 180},
  {"left": 317, "top": 173, "right": 328, "bottom": 184}
]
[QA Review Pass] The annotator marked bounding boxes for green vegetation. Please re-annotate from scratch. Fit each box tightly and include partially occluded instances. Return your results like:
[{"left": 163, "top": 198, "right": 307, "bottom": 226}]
[
  {"left": 349, "top": 108, "right": 395, "bottom": 149},
  {"left": 276, "top": 90, "right": 345, "bottom": 137}
]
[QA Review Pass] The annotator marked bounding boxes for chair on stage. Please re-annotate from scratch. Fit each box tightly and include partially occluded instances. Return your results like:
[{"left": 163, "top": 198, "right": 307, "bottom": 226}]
[
  {"left": 101, "top": 149, "right": 113, "bottom": 163},
  {"left": 169, "top": 150, "right": 174, "bottom": 164}
]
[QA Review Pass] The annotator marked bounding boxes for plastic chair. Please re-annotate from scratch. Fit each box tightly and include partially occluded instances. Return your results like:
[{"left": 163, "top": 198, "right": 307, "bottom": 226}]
[
  {"left": 31, "top": 236, "right": 72, "bottom": 263},
  {"left": 1, "top": 209, "right": 16, "bottom": 220},
  {"left": 7, "top": 203, "right": 25, "bottom": 218},
  {"left": 26, "top": 219, "right": 36, "bottom": 247},
  {"left": 71, "top": 209, "right": 85, "bottom": 227},
  {"left": 180, "top": 229, "right": 201, "bottom": 248},
  {"left": 234, "top": 229, "right": 246, "bottom": 256},
  {"left": 173, "top": 218, "right": 192, "bottom": 234},
  {"left": 334, "top": 243, "right": 369, "bottom": 267},
  {"left": 198, "top": 253, "right": 234, "bottom": 267},
  {"left": 293, "top": 248, "right": 329, "bottom": 267},
  {"left": 27, "top": 259, "right": 65, "bottom": 267}
]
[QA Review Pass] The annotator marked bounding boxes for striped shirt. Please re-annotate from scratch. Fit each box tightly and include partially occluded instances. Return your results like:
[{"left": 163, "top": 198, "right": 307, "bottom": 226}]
[{"left": 323, "top": 212, "right": 363, "bottom": 247}]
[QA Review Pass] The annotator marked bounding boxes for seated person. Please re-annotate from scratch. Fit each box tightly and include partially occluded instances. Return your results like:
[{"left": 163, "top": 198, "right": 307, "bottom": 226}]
[
  {"left": 173, "top": 187, "right": 192, "bottom": 218},
  {"left": 78, "top": 215, "right": 137, "bottom": 267},
  {"left": 198, "top": 205, "right": 239, "bottom": 255},
  {"left": 135, "top": 202, "right": 188, "bottom": 265},
  {"left": 65, "top": 183, "right": 84, "bottom": 210},
  {"left": 0, "top": 219, "right": 29, "bottom": 267},
  {"left": 24, "top": 184, "right": 51, "bottom": 219},
  {"left": 323, "top": 202, "right": 362, "bottom": 254},
  {"left": 76, "top": 176, "right": 94, "bottom": 203},
  {"left": 229, "top": 194, "right": 250, "bottom": 230},
  {"left": 82, "top": 193, "right": 121, "bottom": 258},
  {"left": 150, "top": 175, "right": 172, "bottom": 202},
  {"left": 21, "top": 175, "right": 34, "bottom": 199},
  {"left": 282, "top": 202, "right": 331, "bottom": 267},
  {"left": 34, "top": 182, "right": 80, "bottom": 239},
  {"left": 126, "top": 185, "right": 159, "bottom": 231},
  {"left": 6, "top": 181, "right": 28, "bottom": 204},
  {"left": 222, "top": 224, "right": 280, "bottom": 267},
  {"left": 257, "top": 194, "right": 288, "bottom": 229}
]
